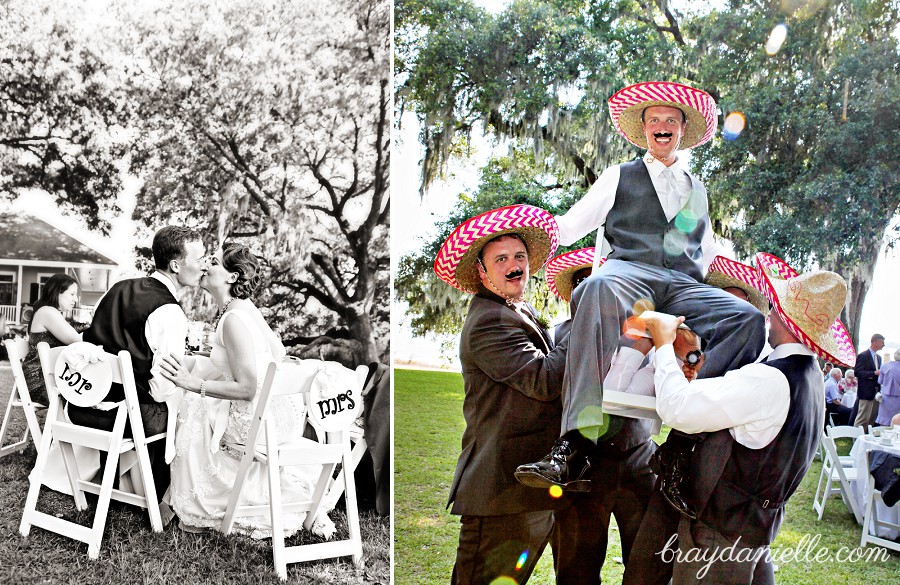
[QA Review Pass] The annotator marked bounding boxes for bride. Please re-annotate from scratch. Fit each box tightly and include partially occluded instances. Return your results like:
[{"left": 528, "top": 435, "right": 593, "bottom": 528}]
[{"left": 160, "top": 242, "right": 335, "bottom": 538}]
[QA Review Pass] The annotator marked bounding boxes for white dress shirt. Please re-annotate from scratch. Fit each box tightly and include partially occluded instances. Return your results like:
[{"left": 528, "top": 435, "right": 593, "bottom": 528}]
[
  {"left": 146, "top": 272, "right": 189, "bottom": 402},
  {"left": 653, "top": 342, "right": 813, "bottom": 449},
  {"left": 555, "top": 157, "right": 725, "bottom": 272},
  {"left": 147, "top": 272, "right": 188, "bottom": 463}
]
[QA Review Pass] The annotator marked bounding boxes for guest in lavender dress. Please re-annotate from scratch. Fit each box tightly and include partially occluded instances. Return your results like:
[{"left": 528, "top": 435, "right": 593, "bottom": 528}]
[{"left": 876, "top": 349, "right": 900, "bottom": 426}]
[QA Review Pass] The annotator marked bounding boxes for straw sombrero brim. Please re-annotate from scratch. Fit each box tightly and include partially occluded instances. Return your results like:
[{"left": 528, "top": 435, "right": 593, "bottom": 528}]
[
  {"left": 545, "top": 248, "right": 603, "bottom": 302},
  {"left": 434, "top": 205, "right": 559, "bottom": 293},
  {"left": 755, "top": 252, "right": 856, "bottom": 368},
  {"left": 704, "top": 256, "right": 769, "bottom": 315},
  {"left": 608, "top": 82, "right": 717, "bottom": 150}
]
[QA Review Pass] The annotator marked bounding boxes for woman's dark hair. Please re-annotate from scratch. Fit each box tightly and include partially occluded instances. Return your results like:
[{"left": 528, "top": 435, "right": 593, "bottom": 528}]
[
  {"left": 28, "top": 274, "right": 78, "bottom": 333},
  {"left": 222, "top": 242, "right": 261, "bottom": 299}
]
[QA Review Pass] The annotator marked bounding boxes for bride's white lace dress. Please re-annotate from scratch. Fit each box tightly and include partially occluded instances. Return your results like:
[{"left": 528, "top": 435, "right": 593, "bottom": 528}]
[{"left": 167, "top": 309, "right": 334, "bottom": 538}]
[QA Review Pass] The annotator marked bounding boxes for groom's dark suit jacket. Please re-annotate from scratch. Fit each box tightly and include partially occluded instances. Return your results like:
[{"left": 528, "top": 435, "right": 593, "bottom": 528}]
[
  {"left": 447, "top": 286, "right": 568, "bottom": 516},
  {"left": 856, "top": 348, "right": 882, "bottom": 401}
]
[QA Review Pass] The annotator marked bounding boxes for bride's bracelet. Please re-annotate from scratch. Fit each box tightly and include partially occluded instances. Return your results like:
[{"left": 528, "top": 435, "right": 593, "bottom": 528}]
[{"left": 200, "top": 379, "right": 208, "bottom": 398}]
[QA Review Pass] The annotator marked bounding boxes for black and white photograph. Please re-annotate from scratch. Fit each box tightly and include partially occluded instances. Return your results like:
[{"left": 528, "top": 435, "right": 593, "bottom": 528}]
[{"left": 0, "top": 0, "right": 389, "bottom": 583}]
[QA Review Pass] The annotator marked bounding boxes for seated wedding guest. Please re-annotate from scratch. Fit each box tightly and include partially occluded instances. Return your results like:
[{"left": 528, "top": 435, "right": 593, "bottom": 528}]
[
  {"left": 876, "top": 348, "right": 900, "bottom": 426},
  {"left": 433, "top": 205, "right": 569, "bottom": 585},
  {"left": 21, "top": 274, "right": 82, "bottom": 404},
  {"left": 623, "top": 252, "right": 856, "bottom": 585},
  {"left": 839, "top": 368, "right": 858, "bottom": 408},
  {"left": 825, "top": 367, "right": 852, "bottom": 427},
  {"left": 160, "top": 243, "right": 335, "bottom": 538}
]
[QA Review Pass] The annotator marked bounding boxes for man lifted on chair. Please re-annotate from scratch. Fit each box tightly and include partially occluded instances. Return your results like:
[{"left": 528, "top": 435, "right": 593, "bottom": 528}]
[
  {"left": 624, "top": 253, "right": 856, "bottom": 584},
  {"left": 516, "top": 81, "right": 764, "bottom": 492}
]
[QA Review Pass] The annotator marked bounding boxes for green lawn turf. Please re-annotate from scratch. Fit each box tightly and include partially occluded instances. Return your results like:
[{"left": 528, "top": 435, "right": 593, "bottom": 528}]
[
  {"left": 394, "top": 367, "right": 899, "bottom": 584},
  {"left": 0, "top": 365, "right": 390, "bottom": 584}
]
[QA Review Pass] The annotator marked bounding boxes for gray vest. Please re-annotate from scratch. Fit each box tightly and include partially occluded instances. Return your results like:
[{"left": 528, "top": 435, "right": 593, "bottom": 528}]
[
  {"left": 605, "top": 160, "right": 709, "bottom": 282},
  {"left": 688, "top": 354, "right": 824, "bottom": 547}
]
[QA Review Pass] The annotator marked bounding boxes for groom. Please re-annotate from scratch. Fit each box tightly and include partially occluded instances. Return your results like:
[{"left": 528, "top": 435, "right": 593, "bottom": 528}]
[{"left": 67, "top": 225, "right": 208, "bottom": 501}]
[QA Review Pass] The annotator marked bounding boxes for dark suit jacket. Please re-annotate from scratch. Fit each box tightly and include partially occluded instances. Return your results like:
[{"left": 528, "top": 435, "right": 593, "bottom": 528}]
[
  {"left": 856, "top": 348, "right": 882, "bottom": 401},
  {"left": 448, "top": 287, "right": 569, "bottom": 516}
]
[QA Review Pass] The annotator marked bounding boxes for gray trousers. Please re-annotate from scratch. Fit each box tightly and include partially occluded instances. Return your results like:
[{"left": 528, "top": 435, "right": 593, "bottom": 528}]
[{"left": 562, "top": 259, "right": 765, "bottom": 439}]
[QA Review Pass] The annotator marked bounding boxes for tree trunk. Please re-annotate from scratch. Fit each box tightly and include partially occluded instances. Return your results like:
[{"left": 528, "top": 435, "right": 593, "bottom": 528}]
[{"left": 840, "top": 249, "right": 879, "bottom": 351}]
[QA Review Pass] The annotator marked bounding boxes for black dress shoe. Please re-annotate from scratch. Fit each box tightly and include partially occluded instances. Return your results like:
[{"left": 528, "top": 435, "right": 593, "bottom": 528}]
[
  {"left": 661, "top": 480, "right": 698, "bottom": 520},
  {"left": 514, "top": 438, "right": 592, "bottom": 492}
]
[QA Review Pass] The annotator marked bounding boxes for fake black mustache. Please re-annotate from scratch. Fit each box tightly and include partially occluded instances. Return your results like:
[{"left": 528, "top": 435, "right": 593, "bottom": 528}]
[
  {"left": 654, "top": 132, "right": 673, "bottom": 138},
  {"left": 505, "top": 269, "right": 524, "bottom": 279}
]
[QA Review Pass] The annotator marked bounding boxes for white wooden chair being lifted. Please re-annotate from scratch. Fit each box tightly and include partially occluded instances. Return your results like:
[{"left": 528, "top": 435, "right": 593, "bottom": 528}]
[
  {"left": 222, "top": 359, "right": 368, "bottom": 580},
  {"left": 19, "top": 342, "right": 166, "bottom": 559},
  {"left": 1, "top": 337, "right": 44, "bottom": 458}
]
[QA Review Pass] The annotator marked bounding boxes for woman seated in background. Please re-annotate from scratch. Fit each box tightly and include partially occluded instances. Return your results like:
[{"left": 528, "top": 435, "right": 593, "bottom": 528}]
[
  {"left": 839, "top": 368, "right": 857, "bottom": 408},
  {"left": 21, "top": 274, "right": 82, "bottom": 404}
]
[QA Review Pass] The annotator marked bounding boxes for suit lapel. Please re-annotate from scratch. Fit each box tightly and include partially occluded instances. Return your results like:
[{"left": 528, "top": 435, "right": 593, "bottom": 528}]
[{"left": 516, "top": 305, "right": 552, "bottom": 354}]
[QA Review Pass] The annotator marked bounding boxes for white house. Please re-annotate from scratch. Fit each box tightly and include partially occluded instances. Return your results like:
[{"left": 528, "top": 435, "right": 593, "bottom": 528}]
[{"left": 0, "top": 212, "right": 117, "bottom": 327}]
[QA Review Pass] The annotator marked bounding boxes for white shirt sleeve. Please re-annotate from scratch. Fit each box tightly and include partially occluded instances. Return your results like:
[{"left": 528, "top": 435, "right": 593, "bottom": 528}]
[
  {"left": 555, "top": 165, "right": 620, "bottom": 246},
  {"left": 653, "top": 344, "right": 790, "bottom": 449},
  {"left": 701, "top": 226, "right": 729, "bottom": 272},
  {"left": 145, "top": 303, "right": 188, "bottom": 402},
  {"left": 605, "top": 346, "right": 654, "bottom": 396}
]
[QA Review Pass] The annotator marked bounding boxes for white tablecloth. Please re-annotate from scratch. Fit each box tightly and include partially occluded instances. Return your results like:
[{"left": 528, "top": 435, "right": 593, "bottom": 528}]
[{"left": 848, "top": 434, "right": 900, "bottom": 539}]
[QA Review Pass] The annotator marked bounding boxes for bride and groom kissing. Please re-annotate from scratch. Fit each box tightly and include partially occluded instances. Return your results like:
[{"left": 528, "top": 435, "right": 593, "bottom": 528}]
[{"left": 69, "top": 225, "right": 335, "bottom": 538}]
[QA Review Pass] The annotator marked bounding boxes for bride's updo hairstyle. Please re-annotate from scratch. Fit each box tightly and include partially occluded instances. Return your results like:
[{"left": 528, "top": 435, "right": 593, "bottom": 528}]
[{"left": 222, "top": 242, "right": 262, "bottom": 299}]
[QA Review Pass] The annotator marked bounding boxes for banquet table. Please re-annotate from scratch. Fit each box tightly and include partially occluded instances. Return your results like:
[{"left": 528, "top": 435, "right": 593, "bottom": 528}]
[{"left": 848, "top": 432, "right": 900, "bottom": 539}]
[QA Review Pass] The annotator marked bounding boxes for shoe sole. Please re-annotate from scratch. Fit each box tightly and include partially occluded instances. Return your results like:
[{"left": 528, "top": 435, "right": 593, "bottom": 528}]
[
  {"left": 660, "top": 491, "right": 698, "bottom": 519},
  {"left": 514, "top": 470, "right": 592, "bottom": 492}
]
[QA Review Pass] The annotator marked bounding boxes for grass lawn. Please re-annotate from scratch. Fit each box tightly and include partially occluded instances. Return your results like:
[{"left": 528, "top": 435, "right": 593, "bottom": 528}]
[
  {"left": 394, "top": 367, "right": 900, "bottom": 584},
  {"left": 0, "top": 364, "right": 389, "bottom": 584}
]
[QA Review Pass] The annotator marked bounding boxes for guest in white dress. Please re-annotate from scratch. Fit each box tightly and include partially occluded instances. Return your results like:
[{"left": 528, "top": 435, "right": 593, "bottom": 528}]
[{"left": 160, "top": 242, "right": 334, "bottom": 538}]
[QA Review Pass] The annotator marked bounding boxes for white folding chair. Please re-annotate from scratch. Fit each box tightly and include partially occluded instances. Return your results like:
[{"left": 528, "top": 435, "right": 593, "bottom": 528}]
[
  {"left": 1, "top": 337, "right": 45, "bottom": 458},
  {"left": 813, "top": 431, "right": 863, "bottom": 523},
  {"left": 860, "top": 449, "right": 900, "bottom": 552},
  {"left": 19, "top": 342, "right": 166, "bottom": 559},
  {"left": 222, "top": 360, "right": 366, "bottom": 580}
]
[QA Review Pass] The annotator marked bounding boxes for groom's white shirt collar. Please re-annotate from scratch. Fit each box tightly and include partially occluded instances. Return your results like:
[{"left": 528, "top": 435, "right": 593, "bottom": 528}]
[{"left": 150, "top": 270, "right": 180, "bottom": 297}]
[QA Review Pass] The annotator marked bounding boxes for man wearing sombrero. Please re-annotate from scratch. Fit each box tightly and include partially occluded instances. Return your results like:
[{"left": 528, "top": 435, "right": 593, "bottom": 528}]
[
  {"left": 517, "top": 81, "right": 765, "bottom": 492},
  {"left": 623, "top": 253, "right": 856, "bottom": 584},
  {"left": 643, "top": 255, "right": 774, "bottom": 520},
  {"left": 433, "top": 204, "right": 570, "bottom": 584}
]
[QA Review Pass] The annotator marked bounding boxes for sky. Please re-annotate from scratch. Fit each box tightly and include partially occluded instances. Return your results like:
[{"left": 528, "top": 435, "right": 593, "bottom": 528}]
[{"left": 391, "top": 0, "right": 900, "bottom": 369}]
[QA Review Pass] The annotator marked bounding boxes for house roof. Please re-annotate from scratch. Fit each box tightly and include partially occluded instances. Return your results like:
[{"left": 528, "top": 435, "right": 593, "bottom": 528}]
[{"left": 0, "top": 212, "right": 117, "bottom": 266}]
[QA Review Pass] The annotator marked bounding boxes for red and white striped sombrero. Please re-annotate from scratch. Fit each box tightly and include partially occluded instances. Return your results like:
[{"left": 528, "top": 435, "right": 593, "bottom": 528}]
[
  {"left": 434, "top": 204, "right": 559, "bottom": 293},
  {"left": 755, "top": 252, "right": 856, "bottom": 368},
  {"left": 608, "top": 81, "right": 717, "bottom": 150},
  {"left": 545, "top": 248, "right": 606, "bottom": 302},
  {"left": 705, "top": 255, "right": 769, "bottom": 315}
]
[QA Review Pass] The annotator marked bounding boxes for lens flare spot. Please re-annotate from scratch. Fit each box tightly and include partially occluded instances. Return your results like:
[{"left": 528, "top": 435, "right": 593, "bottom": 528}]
[
  {"left": 674, "top": 209, "right": 699, "bottom": 233},
  {"left": 723, "top": 112, "right": 746, "bottom": 141},
  {"left": 516, "top": 550, "right": 529, "bottom": 570},
  {"left": 766, "top": 24, "right": 787, "bottom": 55},
  {"left": 576, "top": 405, "right": 607, "bottom": 442},
  {"left": 549, "top": 485, "right": 563, "bottom": 498},
  {"left": 633, "top": 298, "right": 655, "bottom": 314},
  {"left": 663, "top": 230, "right": 688, "bottom": 257},
  {"left": 623, "top": 315, "right": 648, "bottom": 340},
  {"left": 490, "top": 578, "right": 518, "bottom": 585}
]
